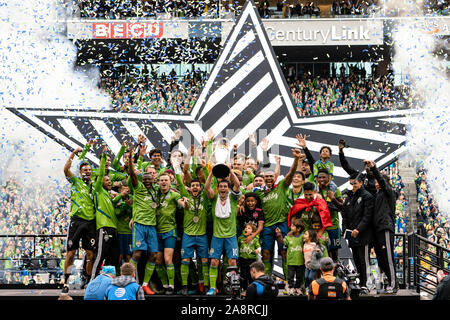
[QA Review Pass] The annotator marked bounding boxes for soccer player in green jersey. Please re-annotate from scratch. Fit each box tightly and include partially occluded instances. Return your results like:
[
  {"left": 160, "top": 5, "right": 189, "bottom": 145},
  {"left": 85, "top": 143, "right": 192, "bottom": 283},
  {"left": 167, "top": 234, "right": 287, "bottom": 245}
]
[
  {"left": 316, "top": 168, "right": 344, "bottom": 262},
  {"left": 255, "top": 148, "right": 303, "bottom": 280},
  {"left": 114, "top": 182, "right": 133, "bottom": 265},
  {"left": 287, "top": 171, "right": 306, "bottom": 206},
  {"left": 204, "top": 166, "right": 242, "bottom": 296},
  {"left": 78, "top": 140, "right": 127, "bottom": 190},
  {"left": 154, "top": 172, "right": 182, "bottom": 295},
  {"left": 91, "top": 147, "right": 128, "bottom": 280},
  {"left": 63, "top": 147, "right": 96, "bottom": 293},
  {"left": 175, "top": 168, "right": 211, "bottom": 295},
  {"left": 127, "top": 147, "right": 159, "bottom": 295}
]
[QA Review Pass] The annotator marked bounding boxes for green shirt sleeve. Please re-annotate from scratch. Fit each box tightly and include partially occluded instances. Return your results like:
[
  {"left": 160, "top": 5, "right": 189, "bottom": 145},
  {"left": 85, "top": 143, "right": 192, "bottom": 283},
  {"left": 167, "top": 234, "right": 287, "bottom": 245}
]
[
  {"left": 94, "top": 153, "right": 106, "bottom": 192},
  {"left": 78, "top": 143, "right": 91, "bottom": 162},
  {"left": 175, "top": 173, "right": 189, "bottom": 197},
  {"left": 113, "top": 145, "right": 126, "bottom": 172}
]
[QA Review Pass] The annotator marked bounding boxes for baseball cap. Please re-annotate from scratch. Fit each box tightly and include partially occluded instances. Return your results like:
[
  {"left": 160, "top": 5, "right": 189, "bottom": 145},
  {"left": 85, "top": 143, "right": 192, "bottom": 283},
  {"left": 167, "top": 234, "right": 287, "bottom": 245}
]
[
  {"left": 102, "top": 265, "right": 116, "bottom": 276},
  {"left": 320, "top": 257, "right": 335, "bottom": 270}
]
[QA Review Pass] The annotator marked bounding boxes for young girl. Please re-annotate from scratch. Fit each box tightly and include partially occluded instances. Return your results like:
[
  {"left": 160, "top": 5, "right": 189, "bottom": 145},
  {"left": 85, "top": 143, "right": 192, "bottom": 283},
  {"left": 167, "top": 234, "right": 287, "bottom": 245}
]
[
  {"left": 311, "top": 213, "right": 330, "bottom": 258},
  {"left": 238, "top": 222, "right": 261, "bottom": 291},
  {"left": 237, "top": 192, "right": 264, "bottom": 241},
  {"left": 303, "top": 229, "right": 325, "bottom": 288},
  {"left": 276, "top": 218, "right": 305, "bottom": 296}
]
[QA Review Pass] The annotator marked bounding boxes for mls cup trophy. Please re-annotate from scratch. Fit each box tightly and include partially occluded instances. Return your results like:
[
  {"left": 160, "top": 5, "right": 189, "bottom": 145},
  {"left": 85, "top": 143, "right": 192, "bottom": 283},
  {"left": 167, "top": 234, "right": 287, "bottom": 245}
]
[{"left": 212, "top": 137, "right": 231, "bottom": 179}]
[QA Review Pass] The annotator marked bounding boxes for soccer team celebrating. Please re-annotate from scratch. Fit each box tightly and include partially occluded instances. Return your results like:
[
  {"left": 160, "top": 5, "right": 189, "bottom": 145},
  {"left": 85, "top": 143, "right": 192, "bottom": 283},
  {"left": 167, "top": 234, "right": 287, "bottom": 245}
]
[{"left": 63, "top": 128, "right": 396, "bottom": 298}]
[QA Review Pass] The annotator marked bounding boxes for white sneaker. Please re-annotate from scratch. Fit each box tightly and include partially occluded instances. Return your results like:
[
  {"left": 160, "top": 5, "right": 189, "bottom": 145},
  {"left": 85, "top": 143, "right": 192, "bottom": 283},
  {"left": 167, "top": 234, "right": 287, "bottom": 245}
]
[
  {"left": 289, "top": 288, "right": 296, "bottom": 296},
  {"left": 295, "top": 288, "right": 302, "bottom": 296}
]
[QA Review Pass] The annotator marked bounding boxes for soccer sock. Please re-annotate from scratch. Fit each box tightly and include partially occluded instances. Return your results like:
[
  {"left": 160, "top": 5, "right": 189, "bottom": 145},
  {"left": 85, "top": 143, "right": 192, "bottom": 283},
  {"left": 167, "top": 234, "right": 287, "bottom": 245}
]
[
  {"left": 202, "top": 261, "right": 210, "bottom": 287},
  {"left": 143, "top": 262, "right": 155, "bottom": 286},
  {"left": 181, "top": 261, "right": 190, "bottom": 286},
  {"left": 166, "top": 263, "right": 175, "bottom": 287},
  {"left": 156, "top": 265, "right": 168, "bottom": 287},
  {"left": 196, "top": 260, "right": 204, "bottom": 283},
  {"left": 189, "top": 260, "right": 199, "bottom": 285},
  {"left": 209, "top": 265, "right": 218, "bottom": 289},
  {"left": 64, "top": 274, "right": 70, "bottom": 285},
  {"left": 263, "top": 260, "right": 272, "bottom": 276}
]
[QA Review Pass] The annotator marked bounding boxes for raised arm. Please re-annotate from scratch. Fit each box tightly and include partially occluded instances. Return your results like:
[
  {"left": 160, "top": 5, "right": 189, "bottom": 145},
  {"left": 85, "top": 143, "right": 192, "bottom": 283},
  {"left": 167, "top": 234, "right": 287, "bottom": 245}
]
[
  {"left": 229, "top": 166, "right": 241, "bottom": 194},
  {"left": 338, "top": 139, "right": 358, "bottom": 176},
  {"left": 296, "top": 133, "right": 315, "bottom": 172},
  {"left": 94, "top": 147, "right": 108, "bottom": 192},
  {"left": 113, "top": 141, "right": 128, "bottom": 171},
  {"left": 64, "top": 147, "right": 83, "bottom": 179},
  {"left": 284, "top": 149, "right": 303, "bottom": 186},
  {"left": 204, "top": 169, "right": 215, "bottom": 200},
  {"left": 127, "top": 146, "right": 139, "bottom": 188}
]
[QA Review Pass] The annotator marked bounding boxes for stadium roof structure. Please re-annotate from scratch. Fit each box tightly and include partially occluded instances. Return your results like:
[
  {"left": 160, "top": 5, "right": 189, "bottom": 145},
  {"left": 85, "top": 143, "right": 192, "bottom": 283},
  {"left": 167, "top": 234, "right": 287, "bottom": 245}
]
[{"left": 6, "top": 0, "right": 417, "bottom": 189}]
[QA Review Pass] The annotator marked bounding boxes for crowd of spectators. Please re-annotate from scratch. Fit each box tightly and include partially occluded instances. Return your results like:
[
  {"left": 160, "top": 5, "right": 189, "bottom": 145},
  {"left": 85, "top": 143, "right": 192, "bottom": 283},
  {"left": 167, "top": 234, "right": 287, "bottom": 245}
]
[
  {"left": 415, "top": 167, "right": 450, "bottom": 254},
  {"left": 102, "top": 63, "right": 407, "bottom": 116},
  {"left": 101, "top": 65, "right": 207, "bottom": 114},
  {"left": 0, "top": 178, "right": 69, "bottom": 284}
]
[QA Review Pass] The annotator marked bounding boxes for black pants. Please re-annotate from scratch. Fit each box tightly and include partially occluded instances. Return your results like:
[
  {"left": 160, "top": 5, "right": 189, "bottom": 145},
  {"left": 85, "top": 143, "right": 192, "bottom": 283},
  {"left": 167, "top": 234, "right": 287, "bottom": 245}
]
[
  {"left": 239, "top": 258, "right": 257, "bottom": 290},
  {"left": 373, "top": 230, "right": 396, "bottom": 289},
  {"left": 288, "top": 265, "right": 305, "bottom": 289},
  {"left": 91, "top": 227, "right": 120, "bottom": 281},
  {"left": 351, "top": 244, "right": 370, "bottom": 288}
]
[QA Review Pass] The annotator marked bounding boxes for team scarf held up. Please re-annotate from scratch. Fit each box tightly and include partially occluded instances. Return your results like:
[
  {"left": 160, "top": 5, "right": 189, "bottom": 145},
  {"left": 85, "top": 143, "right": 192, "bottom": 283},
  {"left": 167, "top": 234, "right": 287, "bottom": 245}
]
[{"left": 287, "top": 196, "right": 332, "bottom": 229}]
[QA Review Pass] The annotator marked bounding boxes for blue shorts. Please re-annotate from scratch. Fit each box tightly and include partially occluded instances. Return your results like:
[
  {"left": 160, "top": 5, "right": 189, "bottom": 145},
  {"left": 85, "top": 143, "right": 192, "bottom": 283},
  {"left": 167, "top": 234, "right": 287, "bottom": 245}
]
[
  {"left": 157, "top": 229, "right": 177, "bottom": 252},
  {"left": 209, "top": 236, "right": 238, "bottom": 260},
  {"left": 327, "top": 228, "right": 342, "bottom": 250},
  {"left": 132, "top": 223, "right": 158, "bottom": 253},
  {"left": 261, "top": 221, "right": 288, "bottom": 252},
  {"left": 181, "top": 234, "right": 209, "bottom": 259},
  {"left": 118, "top": 233, "right": 132, "bottom": 255}
]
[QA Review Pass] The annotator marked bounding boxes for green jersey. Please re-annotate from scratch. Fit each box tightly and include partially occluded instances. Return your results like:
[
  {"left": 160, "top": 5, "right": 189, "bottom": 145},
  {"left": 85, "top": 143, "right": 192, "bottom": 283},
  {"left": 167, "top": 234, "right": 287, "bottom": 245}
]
[
  {"left": 255, "top": 179, "right": 290, "bottom": 227},
  {"left": 138, "top": 156, "right": 166, "bottom": 177},
  {"left": 318, "top": 231, "right": 330, "bottom": 257},
  {"left": 211, "top": 191, "right": 241, "bottom": 238},
  {"left": 115, "top": 197, "right": 133, "bottom": 235},
  {"left": 176, "top": 174, "right": 209, "bottom": 236},
  {"left": 128, "top": 179, "right": 158, "bottom": 226},
  {"left": 238, "top": 235, "right": 260, "bottom": 260},
  {"left": 284, "top": 233, "right": 304, "bottom": 266},
  {"left": 287, "top": 187, "right": 304, "bottom": 207},
  {"left": 93, "top": 153, "right": 119, "bottom": 230},
  {"left": 155, "top": 190, "right": 181, "bottom": 234},
  {"left": 68, "top": 176, "right": 95, "bottom": 221},
  {"left": 318, "top": 186, "right": 342, "bottom": 230},
  {"left": 242, "top": 171, "right": 255, "bottom": 187},
  {"left": 313, "top": 160, "right": 335, "bottom": 178}
]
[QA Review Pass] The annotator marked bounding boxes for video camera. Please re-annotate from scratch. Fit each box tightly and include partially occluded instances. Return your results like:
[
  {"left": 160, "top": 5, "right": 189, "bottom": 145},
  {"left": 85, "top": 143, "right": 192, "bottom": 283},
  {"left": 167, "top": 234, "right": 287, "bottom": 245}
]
[
  {"left": 335, "top": 261, "right": 361, "bottom": 299},
  {"left": 223, "top": 266, "right": 242, "bottom": 299}
]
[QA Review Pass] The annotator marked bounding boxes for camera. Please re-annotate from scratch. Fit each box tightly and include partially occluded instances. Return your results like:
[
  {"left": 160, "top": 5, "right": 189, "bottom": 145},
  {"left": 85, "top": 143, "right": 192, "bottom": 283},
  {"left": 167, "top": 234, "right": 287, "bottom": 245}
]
[
  {"left": 335, "top": 261, "right": 361, "bottom": 299},
  {"left": 223, "top": 266, "right": 242, "bottom": 299}
]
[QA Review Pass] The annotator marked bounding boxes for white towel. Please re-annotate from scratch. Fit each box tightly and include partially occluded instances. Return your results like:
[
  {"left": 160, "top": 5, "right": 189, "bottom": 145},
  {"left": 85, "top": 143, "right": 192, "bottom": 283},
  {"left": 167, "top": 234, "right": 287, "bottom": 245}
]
[{"left": 215, "top": 194, "right": 231, "bottom": 219}]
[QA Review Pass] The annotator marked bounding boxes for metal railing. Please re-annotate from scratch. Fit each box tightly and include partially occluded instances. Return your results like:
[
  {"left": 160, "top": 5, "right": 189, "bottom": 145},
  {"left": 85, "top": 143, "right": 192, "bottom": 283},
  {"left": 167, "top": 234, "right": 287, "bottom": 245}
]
[{"left": 409, "top": 233, "right": 450, "bottom": 297}]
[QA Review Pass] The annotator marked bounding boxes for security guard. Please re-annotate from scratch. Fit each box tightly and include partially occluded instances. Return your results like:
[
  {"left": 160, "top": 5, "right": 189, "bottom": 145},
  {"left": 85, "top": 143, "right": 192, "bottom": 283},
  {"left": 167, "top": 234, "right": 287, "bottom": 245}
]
[{"left": 308, "top": 257, "right": 351, "bottom": 300}]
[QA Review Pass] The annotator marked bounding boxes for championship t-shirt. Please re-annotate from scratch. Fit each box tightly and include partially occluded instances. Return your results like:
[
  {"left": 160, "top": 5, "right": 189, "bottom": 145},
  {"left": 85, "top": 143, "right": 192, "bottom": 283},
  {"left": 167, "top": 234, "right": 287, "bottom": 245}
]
[
  {"left": 255, "top": 179, "right": 290, "bottom": 227},
  {"left": 155, "top": 190, "right": 181, "bottom": 234}
]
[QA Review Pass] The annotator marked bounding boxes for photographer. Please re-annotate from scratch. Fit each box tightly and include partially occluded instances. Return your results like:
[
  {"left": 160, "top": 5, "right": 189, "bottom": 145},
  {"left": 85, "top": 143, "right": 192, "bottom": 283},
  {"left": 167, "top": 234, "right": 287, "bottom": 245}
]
[
  {"left": 365, "top": 160, "right": 397, "bottom": 293},
  {"left": 341, "top": 170, "right": 375, "bottom": 293},
  {"left": 245, "top": 261, "right": 279, "bottom": 300},
  {"left": 308, "top": 257, "right": 351, "bottom": 300}
]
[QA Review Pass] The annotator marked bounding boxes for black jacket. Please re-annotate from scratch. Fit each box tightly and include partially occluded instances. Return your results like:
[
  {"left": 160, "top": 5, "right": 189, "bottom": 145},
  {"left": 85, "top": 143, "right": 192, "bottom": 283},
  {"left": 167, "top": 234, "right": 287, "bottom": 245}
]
[
  {"left": 339, "top": 151, "right": 377, "bottom": 196},
  {"left": 341, "top": 186, "right": 375, "bottom": 247},
  {"left": 433, "top": 275, "right": 450, "bottom": 300},
  {"left": 245, "top": 275, "right": 278, "bottom": 300},
  {"left": 371, "top": 166, "right": 397, "bottom": 233}
]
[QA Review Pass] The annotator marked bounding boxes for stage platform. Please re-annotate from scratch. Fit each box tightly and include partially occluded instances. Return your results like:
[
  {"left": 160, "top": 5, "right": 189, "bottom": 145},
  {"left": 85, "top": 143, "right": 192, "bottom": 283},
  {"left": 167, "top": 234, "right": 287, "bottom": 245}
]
[{"left": 0, "top": 288, "right": 420, "bottom": 301}]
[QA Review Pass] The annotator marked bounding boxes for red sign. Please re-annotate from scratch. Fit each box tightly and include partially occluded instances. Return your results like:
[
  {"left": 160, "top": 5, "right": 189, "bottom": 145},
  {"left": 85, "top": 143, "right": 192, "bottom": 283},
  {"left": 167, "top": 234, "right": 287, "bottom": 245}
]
[{"left": 92, "top": 22, "right": 164, "bottom": 39}]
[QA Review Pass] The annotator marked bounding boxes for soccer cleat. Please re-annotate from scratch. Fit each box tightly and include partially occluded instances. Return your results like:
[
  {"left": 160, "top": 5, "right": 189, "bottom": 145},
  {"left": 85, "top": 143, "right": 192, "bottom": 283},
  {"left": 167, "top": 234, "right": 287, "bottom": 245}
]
[
  {"left": 383, "top": 287, "right": 395, "bottom": 294},
  {"left": 188, "top": 288, "right": 198, "bottom": 295},
  {"left": 206, "top": 287, "right": 217, "bottom": 296},
  {"left": 79, "top": 275, "right": 88, "bottom": 290},
  {"left": 295, "top": 288, "right": 302, "bottom": 296},
  {"left": 289, "top": 288, "right": 296, "bottom": 296},
  {"left": 165, "top": 286, "right": 174, "bottom": 295},
  {"left": 181, "top": 286, "right": 189, "bottom": 296},
  {"left": 198, "top": 282, "right": 204, "bottom": 293},
  {"left": 61, "top": 285, "right": 69, "bottom": 294},
  {"left": 142, "top": 285, "right": 155, "bottom": 295}
]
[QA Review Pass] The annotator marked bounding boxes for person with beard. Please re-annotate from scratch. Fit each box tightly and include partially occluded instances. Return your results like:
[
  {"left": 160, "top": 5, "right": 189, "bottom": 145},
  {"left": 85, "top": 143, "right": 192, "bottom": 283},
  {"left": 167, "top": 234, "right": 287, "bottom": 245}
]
[
  {"left": 62, "top": 147, "right": 96, "bottom": 293},
  {"left": 175, "top": 166, "right": 211, "bottom": 295},
  {"left": 316, "top": 168, "right": 344, "bottom": 262},
  {"left": 254, "top": 149, "right": 304, "bottom": 279},
  {"left": 341, "top": 171, "right": 375, "bottom": 293},
  {"left": 204, "top": 167, "right": 242, "bottom": 296}
]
